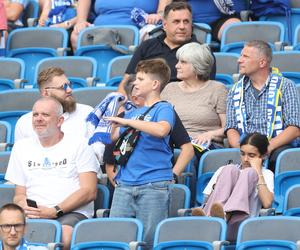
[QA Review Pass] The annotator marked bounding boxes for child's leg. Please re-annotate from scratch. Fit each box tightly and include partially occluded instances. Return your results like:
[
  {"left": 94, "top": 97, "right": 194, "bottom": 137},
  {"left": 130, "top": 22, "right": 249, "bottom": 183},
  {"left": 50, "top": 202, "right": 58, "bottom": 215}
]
[{"left": 204, "top": 165, "right": 240, "bottom": 215}]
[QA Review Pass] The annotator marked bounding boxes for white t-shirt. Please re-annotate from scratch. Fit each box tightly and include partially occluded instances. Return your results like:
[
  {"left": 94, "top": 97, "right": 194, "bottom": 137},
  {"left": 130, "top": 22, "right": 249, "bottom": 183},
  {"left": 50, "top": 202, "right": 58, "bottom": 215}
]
[
  {"left": 14, "top": 103, "right": 93, "bottom": 142},
  {"left": 203, "top": 164, "right": 274, "bottom": 217},
  {"left": 5, "top": 134, "right": 99, "bottom": 218}
]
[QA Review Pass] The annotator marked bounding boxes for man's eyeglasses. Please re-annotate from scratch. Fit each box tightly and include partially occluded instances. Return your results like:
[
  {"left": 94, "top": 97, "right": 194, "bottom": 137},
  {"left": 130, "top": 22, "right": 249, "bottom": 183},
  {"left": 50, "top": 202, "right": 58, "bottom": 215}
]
[
  {"left": 45, "top": 82, "right": 72, "bottom": 91},
  {"left": 0, "top": 223, "right": 25, "bottom": 232}
]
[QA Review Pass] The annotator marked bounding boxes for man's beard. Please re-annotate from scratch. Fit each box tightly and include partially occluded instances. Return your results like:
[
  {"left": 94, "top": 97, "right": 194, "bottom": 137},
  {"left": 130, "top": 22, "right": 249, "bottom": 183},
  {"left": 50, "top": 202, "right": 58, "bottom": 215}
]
[{"left": 52, "top": 95, "right": 77, "bottom": 113}]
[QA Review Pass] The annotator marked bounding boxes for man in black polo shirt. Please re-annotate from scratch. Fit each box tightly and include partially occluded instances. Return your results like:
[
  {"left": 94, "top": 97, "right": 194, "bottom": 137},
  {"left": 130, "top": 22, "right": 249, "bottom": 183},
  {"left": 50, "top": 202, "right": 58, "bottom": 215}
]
[{"left": 118, "top": 1, "right": 216, "bottom": 94}]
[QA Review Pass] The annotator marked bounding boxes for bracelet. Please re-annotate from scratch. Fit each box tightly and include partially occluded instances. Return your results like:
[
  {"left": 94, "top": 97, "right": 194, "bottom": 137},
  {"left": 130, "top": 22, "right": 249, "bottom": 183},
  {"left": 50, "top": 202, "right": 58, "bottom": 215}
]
[{"left": 257, "top": 183, "right": 267, "bottom": 187}]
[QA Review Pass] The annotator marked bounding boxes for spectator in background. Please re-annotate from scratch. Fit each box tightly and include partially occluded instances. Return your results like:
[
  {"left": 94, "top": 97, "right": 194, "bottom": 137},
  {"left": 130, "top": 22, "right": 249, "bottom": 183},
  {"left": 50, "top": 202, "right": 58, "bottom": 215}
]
[
  {"left": 192, "top": 132, "right": 274, "bottom": 242},
  {"left": 161, "top": 42, "right": 227, "bottom": 157},
  {"left": 4, "top": 0, "right": 29, "bottom": 31},
  {"left": 226, "top": 40, "right": 300, "bottom": 172},
  {"left": 0, "top": 203, "right": 47, "bottom": 250},
  {"left": 180, "top": 0, "right": 248, "bottom": 41},
  {"left": 70, "top": 0, "right": 171, "bottom": 50},
  {"left": 6, "top": 97, "right": 99, "bottom": 250},
  {"left": 117, "top": 1, "right": 216, "bottom": 95},
  {"left": 38, "top": 0, "right": 77, "bottom": 29}
]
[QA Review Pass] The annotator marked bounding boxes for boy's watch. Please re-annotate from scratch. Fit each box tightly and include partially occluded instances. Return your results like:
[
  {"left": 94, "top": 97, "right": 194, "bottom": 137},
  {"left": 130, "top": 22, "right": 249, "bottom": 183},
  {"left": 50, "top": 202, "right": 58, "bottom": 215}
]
[{"left": 55, "top": 205, "right": 64, "bottom": 217}]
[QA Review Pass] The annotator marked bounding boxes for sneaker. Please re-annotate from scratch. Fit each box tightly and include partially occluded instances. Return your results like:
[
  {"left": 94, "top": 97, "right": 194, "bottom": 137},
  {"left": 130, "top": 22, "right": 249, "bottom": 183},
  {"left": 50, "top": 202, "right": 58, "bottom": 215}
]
[
  {"left": 210, "top": 202, "right": 225, "bottom": 219},
  {"left": 191, "top": 207, "right": 206, "bottom": 216}
]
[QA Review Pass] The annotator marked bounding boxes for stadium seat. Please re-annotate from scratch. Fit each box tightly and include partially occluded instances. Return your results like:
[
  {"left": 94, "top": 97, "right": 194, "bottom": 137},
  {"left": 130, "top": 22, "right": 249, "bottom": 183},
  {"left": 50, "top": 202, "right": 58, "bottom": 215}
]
[
  {"left": 23, "top": 0, "right": 39, "bottom": 27},
  {"left": 6, "top": 27, "right": 69, "bottom": 86},
  {"left": 25, "top": 219, "right": 62, "bottom": 248},
  {"left": 0, "top": 57, "right": 26, "bottom": 89},
  {"left": 196, "top": 148, "right": 240, "bottom": 206},
  {"left": 272, "top": 51, "right": 300, "bottom": 84},
  {"left": 260, "top": 8, "right": 300, "bottom": 44},
  {"left": 34, "top": 56, "right": 98, "bottom": 88},
  {"left": 106, "top": 55, "right": 132, "bottom": 86},
  {"left": 236, "top": 216, "right": 300, "bottom": 249},
  {"left": 283, "top": 184, "right": 300, "bottom": 216},
  {"left": 273, "top": 148, "right": 300, "bottom": 214},
  {"left": 0, "top": 89, "right": 39, "bottom": 112},
  {"left": 0, "top": 183, "right": 15, "bottom": 206},
  {"left": 70, "top": 218, "right": 144, "bottom": 250},
  {"left": 220, "top": 21, "right": 285, "bottom": 53},
  {"left": 93, "top": 184, "right": 110, "bottom": 217},
  {"left": 214, "top": 52, "right": 240, "bottom": 85},
  {"left": 72, "top": 86, "right": 118, "bottom": 108},
  {"left": 0, "top": 121, "right": 12, "bottom": 151},
  {"left": 75, "top": 25, "right": 139, "bottom": 84},
  {"left": 153, "top": 217, "right": 227, "bottom": 250},
  {"left": 293, "top": 24, "right": 300, "bottom": 50}
]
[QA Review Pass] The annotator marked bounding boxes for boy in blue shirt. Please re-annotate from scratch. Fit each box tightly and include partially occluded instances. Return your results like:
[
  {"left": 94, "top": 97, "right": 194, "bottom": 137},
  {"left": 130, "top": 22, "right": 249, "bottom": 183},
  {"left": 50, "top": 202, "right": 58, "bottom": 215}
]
[{"left": 106, "top": 58, "right": 175, "bottom": 249}]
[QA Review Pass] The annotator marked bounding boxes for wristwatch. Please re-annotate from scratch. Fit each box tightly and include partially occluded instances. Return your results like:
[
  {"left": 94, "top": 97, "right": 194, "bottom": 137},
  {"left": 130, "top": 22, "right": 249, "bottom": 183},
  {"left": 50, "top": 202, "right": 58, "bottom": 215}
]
[{"left": 54, "top": 205, "right": 64, "bottom": 218}]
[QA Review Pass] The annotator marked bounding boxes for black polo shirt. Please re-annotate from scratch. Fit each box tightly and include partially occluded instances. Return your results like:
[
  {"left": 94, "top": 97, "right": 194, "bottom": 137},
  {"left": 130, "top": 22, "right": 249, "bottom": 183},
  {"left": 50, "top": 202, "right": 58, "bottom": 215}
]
[{"left": 125, "top": 33, "right": 216, "bottom": 81}]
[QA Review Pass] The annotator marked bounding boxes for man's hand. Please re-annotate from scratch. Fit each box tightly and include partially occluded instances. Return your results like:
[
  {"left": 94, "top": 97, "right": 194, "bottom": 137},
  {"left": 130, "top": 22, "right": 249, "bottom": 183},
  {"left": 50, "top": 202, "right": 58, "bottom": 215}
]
[
  {"left": 73, "top": 21, "right": 91, "bottom": 34},
  {"left": 24, "top": 205, "right": 56, "bottom": 219},
  {"left": 146, "top": 13, "right": 162, "bottom": 25}
]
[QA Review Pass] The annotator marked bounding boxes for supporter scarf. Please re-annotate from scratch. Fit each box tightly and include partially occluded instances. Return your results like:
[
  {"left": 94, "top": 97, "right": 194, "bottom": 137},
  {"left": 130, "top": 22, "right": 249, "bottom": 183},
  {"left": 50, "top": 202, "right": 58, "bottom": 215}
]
[
  {"left": 232, "top": 67, "right": 284, "bottom": 140},
  {"left": 213, "top": 0, "right": 235, "bottom": 15}
]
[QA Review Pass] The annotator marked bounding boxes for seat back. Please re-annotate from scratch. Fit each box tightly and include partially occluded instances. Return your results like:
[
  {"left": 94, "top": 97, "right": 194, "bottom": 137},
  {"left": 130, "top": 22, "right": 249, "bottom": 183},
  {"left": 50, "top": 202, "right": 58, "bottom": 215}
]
[
  {"left": 0, "top": 183, "right": 15, "bottom": 207},
  {"left": 71, "top": 218, "right": 143, "bottom": 248},
  {"left": 275, "top": 148, "right": 300, "bottom": 176},
  {"left": 7, "top": 27, "right": 68, "bottom": 85},
  {"left": 0, "top": 58, "right": 25, "bottom": 82},
  {"left": 168, "top": 184, "right": 191, "bottom": 217},
  {"left": 0, "top": 89, "right": 40, "bottom": 112},
  {"left": 284, "top": 184, "right": 300, "bottom": 213},
  {"left": 196, "top": 148, "right": 240, "bottom": 205},
  {"left": 25, "top": 219, "right": 62, "bottom": 245},
  {"left": 236, "top": 216, "right": 300, "bottom": 245},
  {"left": 221, "top": 21, "right": 285, "bottom": 53},
  {"left": 153, "top": 217, "right": 227, "bottom": 247},
  {"left": 106, "top": 55, "right": 132, "bottom": 85},
  {"left": 94, "top": 184, "right": 110, "bottom": 216},
  {"left": 0, "top": 121, "right": 11, "bottom": 145},
  {"left": 293, "top": 24, "right": 300, "bottom": 50},
  {"left": 34, "top": 56, "right": 97, "bottom": 87},
  {"left": 272, "top": 51, "right": 300, "bottom": 73},
  {"left": 291, "top": 0, "right": 300, "bottom": 8},
  {"left": 73, "top": 87, "right": 118, "bottom": 108}
]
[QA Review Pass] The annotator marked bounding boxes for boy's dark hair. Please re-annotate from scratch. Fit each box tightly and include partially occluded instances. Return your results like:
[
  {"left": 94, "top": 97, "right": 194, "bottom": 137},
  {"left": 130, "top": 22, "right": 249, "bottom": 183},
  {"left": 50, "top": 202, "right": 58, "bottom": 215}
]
[
  {"left": 240, "top": 132, "right": 269, "bottom": 156},
  {"left": 0, "top": 203, "right": 26, "bottom": 224},
  {"left": 38, "top": 67, "right": 65, "bottom": 89},
  {"left": 135, "top": 58, "right": 171, "bottom": 91},
  {"left": 164, "top": 1, "right": 192, "bottom": 18}
]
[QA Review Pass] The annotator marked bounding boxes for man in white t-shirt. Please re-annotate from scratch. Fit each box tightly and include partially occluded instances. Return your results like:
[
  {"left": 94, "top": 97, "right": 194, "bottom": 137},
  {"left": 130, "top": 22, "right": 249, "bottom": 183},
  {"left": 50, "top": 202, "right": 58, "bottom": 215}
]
[
  {"left": 14, "top": 67, "right": 93, "bottom": 142},
  {"left": 5, "top": 97, "right": 99, "bottom": 250}
]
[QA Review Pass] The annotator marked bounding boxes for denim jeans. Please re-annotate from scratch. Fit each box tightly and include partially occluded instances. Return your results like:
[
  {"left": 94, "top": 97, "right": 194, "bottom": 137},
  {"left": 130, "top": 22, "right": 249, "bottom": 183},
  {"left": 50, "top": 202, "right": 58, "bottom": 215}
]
[{"left": 109, "top": 181, "right": 171, "bottom": 249}]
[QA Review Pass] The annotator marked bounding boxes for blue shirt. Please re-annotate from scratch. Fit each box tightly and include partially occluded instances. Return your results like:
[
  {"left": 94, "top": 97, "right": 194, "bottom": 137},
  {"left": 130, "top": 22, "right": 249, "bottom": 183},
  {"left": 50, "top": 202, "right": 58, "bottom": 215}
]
[
  {"left": 187, "top": 0, "right": 247, "bottom": 25},
  {"left": 115, "top": 101, "right": 175, "bottom": 185},
  {"left": 225, "top": 74, "right": 300, "bottom": 137},
  {"left": 0, "top": 238, "right": 47, "bottom": 250},
  {"left": 93, "top": 0, "right": 158, "bottom": 26}
]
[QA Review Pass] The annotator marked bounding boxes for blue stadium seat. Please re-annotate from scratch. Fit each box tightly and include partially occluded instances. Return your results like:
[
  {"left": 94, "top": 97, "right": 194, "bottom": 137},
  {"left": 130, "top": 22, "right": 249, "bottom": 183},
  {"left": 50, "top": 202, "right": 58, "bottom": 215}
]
[{"left": 106, "top": 55, "right": 132, "bottom": 86}]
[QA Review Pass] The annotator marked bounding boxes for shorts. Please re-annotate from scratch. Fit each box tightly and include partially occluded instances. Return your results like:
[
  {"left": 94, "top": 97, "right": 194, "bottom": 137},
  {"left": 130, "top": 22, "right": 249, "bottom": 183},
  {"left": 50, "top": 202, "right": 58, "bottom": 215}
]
[
  {"left": 57, "top": 212, "right": 87, "bottom": 227},
  {"left": 211, "top": 14, "right": 241, "bottom": 41}
]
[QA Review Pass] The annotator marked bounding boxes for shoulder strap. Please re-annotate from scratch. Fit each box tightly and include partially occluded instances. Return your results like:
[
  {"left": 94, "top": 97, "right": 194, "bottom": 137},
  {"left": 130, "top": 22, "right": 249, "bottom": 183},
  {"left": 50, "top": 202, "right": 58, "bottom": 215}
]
[{"left": 139, "top": 101, "right": 167, "bottom": 120}]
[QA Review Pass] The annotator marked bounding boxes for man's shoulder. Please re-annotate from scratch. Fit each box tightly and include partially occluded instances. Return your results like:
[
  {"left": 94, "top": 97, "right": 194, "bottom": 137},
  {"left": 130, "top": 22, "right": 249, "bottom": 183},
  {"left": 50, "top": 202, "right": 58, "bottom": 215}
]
[{"left": 76, "top": 103, "right": 94, "bottom": 112}]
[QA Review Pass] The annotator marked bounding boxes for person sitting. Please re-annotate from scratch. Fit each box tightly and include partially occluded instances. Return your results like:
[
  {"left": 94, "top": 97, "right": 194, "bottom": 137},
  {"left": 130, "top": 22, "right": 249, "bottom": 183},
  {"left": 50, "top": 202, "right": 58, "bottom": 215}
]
[
  {"left": 192, "top": 132, "right": 274, "bottom": 242},
  {"left": 70, "top": 0, "right": 171, "bottom": 51},
  {"left": 4, "top": 0, "right": 28, "bottom": 31},
  {"left": 5, "top": 97, "right": 99, "bottom": 250},
  {"left": 226, "top": 40, "right": 300, "bottom": 172},
  {"left": 161, "top": 42, "right": 227, "bottom": 157},
  {"left": 117, "top": 1, "right": 216, "bottom": 96},
  {"left": 0, "top": 203, "right": 47, "bottom": 250},
  {"left": 181, "top": 0, "right": 248, "bottom": 41}
]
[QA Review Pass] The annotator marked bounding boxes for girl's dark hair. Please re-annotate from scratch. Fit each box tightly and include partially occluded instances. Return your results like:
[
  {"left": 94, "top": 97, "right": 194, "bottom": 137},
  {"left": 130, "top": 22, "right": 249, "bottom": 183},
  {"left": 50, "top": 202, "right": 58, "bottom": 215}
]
[{"left": 240, "top": 132, "right": 269, "bottom": 155}]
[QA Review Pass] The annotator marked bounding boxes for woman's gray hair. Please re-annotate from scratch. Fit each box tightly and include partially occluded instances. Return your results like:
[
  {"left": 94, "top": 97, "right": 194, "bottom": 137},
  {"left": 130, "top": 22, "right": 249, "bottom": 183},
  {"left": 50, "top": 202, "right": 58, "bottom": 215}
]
[{"left": 176, "top": 42, "right": 214, "bottom": 81}]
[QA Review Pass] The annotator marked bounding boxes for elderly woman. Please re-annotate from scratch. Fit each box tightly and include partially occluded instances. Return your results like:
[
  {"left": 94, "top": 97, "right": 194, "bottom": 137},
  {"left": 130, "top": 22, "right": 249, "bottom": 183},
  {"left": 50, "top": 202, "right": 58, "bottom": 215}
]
[{"left": 161, "top": 42, "right": 227, "bottom": 152}]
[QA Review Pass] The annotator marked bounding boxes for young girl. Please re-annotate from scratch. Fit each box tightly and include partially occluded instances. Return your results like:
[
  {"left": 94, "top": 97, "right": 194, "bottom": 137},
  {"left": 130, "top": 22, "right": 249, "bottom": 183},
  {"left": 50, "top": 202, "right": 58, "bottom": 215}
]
[{"left": 193, "top": 132, "right": 274, "bottom": 241}]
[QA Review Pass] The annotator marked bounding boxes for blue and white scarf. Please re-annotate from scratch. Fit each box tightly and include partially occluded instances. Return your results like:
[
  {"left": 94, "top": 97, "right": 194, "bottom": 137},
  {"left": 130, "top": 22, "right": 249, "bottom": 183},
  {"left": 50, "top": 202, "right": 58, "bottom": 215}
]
[
  {"left": 232, "top": 67, "right": 284, "bottom": 140},
  {"left": 86, "top": 92, "right": 125, "bottom": 145},
  {"left": 213, "top": 0, "right": 235, "bottom": 15}
]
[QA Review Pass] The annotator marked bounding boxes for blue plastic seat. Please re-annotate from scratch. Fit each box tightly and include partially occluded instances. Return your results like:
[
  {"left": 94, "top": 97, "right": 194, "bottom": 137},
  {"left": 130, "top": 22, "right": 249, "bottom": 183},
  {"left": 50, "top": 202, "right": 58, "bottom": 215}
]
[
  {"left": 106, "top": 55, "right": 132, "bottom": 86},
  {"left": 283, "top": 184, "right": 300, "bottom": 216},
  {"left": 292, "top": 24, "right": 300, "bottom": 50}
]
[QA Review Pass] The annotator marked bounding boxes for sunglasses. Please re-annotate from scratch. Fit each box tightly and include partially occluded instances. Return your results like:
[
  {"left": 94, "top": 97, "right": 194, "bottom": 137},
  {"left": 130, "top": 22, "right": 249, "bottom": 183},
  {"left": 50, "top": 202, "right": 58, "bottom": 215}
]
[{"left": 45, "top": 82, "right": 72, "bottom": 91}]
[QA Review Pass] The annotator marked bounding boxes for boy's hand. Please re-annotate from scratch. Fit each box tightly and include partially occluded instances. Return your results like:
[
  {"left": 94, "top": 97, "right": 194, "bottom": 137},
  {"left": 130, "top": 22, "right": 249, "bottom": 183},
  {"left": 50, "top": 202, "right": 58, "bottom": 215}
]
[{"left": 105, "top": 116, "right": 128, "bottom": 127}]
